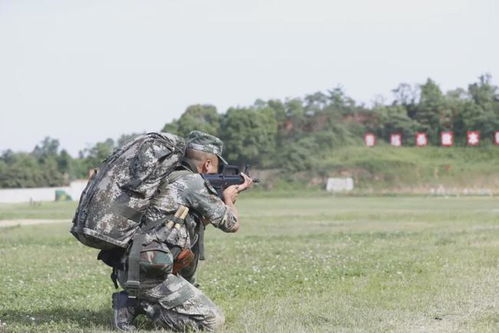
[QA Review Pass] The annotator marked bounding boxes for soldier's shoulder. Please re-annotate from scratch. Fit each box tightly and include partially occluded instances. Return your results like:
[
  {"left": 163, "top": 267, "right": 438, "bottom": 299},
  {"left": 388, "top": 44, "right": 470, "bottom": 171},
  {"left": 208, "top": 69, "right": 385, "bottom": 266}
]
[
  {"left": 176, "top": 173, "right": 219, "bottom": 197},
  {"left": 173, "top": 171, "right": 205, "bottom": 189}
]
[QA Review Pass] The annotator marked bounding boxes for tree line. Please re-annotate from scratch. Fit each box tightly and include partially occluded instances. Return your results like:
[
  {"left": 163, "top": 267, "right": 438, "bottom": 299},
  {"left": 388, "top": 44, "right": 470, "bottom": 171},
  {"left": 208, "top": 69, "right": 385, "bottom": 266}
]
[
  {"left": 0, "top": 135, "right": 141, "bottom": 188},
  {"left": 1, "top": 74, "right": 498, "bottom": 188}
]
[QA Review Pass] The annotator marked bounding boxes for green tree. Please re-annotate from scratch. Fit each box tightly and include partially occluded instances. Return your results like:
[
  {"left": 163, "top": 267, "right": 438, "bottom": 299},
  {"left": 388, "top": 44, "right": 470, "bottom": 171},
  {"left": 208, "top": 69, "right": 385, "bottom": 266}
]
[
  {"left": 220, "top": 106, "right": 278, "bottom": 166},
  {"left": 31, "top": 137, "right": 68, "bottom": 185},
  {"left": 446, "top": 88, "right": 470, "bottom": 144},
  {"left": 278, "top": 136, "right": 319, "bottom": 172},
  {"left": 280, "top": 98, "right": 306, "bottom": 137},
  {"left": 468, "top": 74, "right": 497, "bottom": 109},
  {"left": 0, "top": 151, "right": 64, "bottom": 188},
  {"left": 0, "top": 152, "right": 40, "bottom": 188},
  {"left": 32, "top": 137, "right": 60, "bottom": 161},
  {"left": 162, "top": 104, "right": 220, "bottom": 137},
  {"left": 77, "top": 138, "right": 115, "bottom": 175},
  {"left": 305, "top": 91, "right": 329, "bottom": 112},
  {"left": 374, "top": 105, "right": 419, "bottom": 145},
  {"left": 259, "top": 99, "right": 287, "bottom": 124},
  {"left": 412, "top": 79, "right": 450, "bottom": 144},
  {"left": 327, "top": 87, "right": 355, "bottom": 110},
  {"left": 465, "top": 74, "right": 499, "bottom": 142}
]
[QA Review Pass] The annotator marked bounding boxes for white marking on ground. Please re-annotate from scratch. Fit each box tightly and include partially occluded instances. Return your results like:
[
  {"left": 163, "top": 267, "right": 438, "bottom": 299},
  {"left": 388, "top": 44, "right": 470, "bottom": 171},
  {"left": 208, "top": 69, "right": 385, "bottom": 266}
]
[{"left": 0, "top": 219, "right": 69, "bottom": 228}]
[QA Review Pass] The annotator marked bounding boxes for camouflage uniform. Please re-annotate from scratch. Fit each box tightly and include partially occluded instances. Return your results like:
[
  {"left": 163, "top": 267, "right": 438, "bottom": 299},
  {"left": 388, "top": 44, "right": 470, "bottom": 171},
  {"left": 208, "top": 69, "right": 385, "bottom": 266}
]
[{"left": 116, "top": 131, "right": 237, "bottom": 332}]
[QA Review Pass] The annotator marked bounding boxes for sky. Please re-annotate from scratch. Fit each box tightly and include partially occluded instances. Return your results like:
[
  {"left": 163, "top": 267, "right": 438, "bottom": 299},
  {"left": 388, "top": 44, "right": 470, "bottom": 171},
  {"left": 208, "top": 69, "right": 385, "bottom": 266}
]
[{"left": 0, "top": 0, "right": 498, "bottom": 156}]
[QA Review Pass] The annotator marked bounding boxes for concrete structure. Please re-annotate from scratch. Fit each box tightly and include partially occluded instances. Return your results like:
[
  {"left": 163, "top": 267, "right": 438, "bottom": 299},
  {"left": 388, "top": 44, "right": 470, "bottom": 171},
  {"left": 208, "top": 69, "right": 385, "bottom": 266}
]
[
  {"left": 0, "top": 180, "right": 87, "bottom": 203},
  {"left": 326, "top": 177, "right": 354, "bottom": 192}
]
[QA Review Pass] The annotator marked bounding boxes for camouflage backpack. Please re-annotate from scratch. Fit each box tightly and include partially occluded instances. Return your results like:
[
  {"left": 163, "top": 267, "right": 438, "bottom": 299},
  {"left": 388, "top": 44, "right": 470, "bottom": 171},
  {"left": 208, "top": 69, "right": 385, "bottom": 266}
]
[{"left": 70, "top": 132, "right": 186, "bottom": 250}]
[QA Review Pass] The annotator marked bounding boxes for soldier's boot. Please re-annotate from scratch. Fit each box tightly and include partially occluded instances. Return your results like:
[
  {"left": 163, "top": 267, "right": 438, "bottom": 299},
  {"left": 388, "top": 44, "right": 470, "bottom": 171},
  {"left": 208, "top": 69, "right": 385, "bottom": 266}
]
[{"left": 112, "top": 291, "right": 144, "bottom": 332}]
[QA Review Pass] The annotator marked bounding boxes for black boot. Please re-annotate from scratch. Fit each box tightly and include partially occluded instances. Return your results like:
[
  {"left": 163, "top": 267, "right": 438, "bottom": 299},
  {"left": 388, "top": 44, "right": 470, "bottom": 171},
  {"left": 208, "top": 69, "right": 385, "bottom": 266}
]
[{"left": 112, "top": 291, "right": 143, "bottom": 332}]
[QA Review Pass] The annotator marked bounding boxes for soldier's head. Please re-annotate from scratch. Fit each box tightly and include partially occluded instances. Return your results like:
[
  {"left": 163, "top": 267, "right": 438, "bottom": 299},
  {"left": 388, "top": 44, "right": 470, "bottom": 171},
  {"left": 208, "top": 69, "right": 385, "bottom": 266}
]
[{"left": 184, "top": 131, "right": 227, "bottom": 174}]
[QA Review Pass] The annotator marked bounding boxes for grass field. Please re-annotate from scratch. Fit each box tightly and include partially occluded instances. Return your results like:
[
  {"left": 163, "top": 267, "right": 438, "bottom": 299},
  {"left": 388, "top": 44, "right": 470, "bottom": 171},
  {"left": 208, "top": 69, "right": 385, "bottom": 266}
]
[
  {"left": 0, "top": 196, "right": 498, "bottom": 333},
  {"left": 316, "top": 146, "right": 499, "bottom": 193}
]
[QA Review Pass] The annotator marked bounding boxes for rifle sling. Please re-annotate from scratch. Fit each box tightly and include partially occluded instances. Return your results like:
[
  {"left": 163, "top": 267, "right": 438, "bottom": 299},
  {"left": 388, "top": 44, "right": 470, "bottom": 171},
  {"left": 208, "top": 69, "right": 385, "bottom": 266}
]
[{"left": 198, "top": 224, "right": 205, "bottom": 260}]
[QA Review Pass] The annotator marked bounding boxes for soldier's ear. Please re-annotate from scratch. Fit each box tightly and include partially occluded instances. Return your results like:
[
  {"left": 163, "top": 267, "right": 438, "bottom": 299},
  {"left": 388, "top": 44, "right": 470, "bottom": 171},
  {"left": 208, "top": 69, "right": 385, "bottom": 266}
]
[{"left": 200, "top": 159, "right": 211, "bottom": 174}]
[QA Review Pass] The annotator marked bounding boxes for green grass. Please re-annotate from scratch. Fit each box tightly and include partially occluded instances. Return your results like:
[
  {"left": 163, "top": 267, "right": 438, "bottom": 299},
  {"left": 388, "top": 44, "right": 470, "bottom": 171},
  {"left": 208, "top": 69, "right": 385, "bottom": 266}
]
[
  {"left": 1, "top": 197, "right": 498, "bottom": 332},
  {"left": 315, "top": 146, "right": 499, "bottom": 192},
  {"left": 0, "top": 201, "right": 76, "bottom": 220}
]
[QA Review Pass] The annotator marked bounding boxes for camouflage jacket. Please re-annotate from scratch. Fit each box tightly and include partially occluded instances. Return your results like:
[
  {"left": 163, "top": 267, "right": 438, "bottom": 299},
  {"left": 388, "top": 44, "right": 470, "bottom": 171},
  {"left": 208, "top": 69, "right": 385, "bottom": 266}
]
[
  {"left": 118, "top": 162, "right": 238, "bottom": 288},
  {"left": 144, "top": 162, "right": 238, "bottom": 250}
]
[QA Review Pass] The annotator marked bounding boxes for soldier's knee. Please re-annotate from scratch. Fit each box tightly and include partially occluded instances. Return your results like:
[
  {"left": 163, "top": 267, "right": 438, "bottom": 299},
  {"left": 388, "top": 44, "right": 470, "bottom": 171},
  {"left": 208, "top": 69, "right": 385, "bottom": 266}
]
[
  {"left": 213, "top": 310, "right": 225, "bottom": 329},
  {"left": 203, "top": 308, "right": 225, "bottom": 331}
]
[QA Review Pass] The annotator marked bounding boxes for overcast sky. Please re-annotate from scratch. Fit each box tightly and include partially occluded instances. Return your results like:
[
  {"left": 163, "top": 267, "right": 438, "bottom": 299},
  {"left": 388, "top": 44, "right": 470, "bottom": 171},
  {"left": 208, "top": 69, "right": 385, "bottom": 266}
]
[{"left": 1, "top": 0, "right": 497, "bottom": 156}]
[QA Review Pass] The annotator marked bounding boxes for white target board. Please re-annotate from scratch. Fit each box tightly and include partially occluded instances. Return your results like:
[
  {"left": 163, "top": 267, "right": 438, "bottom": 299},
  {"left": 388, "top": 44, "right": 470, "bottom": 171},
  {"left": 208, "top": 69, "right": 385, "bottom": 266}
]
[
  {"left": 416, "top": 132, "right": 428, "bottom": 147},
  {"left": 441, "top": 131, "right": 454, "bottom": 146},
  {"left": 364, "top": 133, "right": 376, "bottom": 147},
  {"left": 467, "top": 131, "right": 480, "bottom": 146},
  {"left": 390, "top": 133, "right": 402, "bottom": 147}
]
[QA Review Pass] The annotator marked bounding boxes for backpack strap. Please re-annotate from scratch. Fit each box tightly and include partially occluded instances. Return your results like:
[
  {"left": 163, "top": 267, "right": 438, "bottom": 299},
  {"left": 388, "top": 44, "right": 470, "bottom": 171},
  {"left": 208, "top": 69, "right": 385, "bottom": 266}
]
[
  {"left": 125, "top": 232, "right": 146, "bottom": 299},
  {"left": 125, "top": 169, "right": 193, "bottom": 298}
]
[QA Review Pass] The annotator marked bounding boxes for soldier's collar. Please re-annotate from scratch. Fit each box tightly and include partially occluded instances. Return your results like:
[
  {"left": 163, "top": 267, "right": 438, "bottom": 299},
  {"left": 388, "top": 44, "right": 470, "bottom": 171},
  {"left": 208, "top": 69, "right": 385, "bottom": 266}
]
[{"left": 181, "top": 160, "right": 198, "bottom": 173}]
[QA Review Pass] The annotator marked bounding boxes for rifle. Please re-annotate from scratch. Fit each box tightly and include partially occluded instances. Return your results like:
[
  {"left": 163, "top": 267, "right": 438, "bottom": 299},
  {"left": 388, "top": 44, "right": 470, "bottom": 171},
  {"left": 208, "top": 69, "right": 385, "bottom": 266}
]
[{"left": 203, "top": 164, "right": 259, "bottom": 199}]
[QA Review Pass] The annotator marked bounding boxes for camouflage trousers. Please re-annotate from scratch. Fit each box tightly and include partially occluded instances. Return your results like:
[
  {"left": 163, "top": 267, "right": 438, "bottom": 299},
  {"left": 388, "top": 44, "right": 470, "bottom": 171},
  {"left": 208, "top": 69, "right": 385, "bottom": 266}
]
[{"left": 120, "top": 273, "right": 224, "bottom": 332}]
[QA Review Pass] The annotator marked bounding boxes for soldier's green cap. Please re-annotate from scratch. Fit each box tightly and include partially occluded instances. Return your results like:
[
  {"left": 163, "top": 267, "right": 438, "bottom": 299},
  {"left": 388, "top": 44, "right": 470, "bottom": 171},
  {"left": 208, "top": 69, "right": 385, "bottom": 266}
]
[{"left": 186, "top": 130, "right": 227, "bottom": 164}]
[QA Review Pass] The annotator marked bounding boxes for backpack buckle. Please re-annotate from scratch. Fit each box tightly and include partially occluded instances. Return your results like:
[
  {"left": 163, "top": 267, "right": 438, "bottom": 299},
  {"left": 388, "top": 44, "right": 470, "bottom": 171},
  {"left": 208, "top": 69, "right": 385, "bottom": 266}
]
[{"left": 125, "top": 280, "right": 140, "bottom": 299}]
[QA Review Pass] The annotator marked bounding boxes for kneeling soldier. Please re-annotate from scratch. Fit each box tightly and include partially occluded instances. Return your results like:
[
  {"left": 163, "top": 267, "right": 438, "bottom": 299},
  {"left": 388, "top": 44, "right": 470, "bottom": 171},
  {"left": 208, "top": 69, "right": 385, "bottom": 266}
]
[{"left": 112, "top": 130, "right": 253, "bottom": 331}]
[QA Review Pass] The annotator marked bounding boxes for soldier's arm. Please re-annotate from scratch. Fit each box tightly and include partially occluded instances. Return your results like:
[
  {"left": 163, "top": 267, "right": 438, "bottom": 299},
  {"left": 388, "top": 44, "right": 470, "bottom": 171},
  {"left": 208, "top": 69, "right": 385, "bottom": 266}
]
[
  {"left": 218, "top": 173, "right": 253, "bottom": 232},
  {"left": 179, "top": 174, "right": 239, "bottom": 232},
  {"left": 221, "top": 188, "right": 240, "bottom": 232},
  {"left": 195, "top": 190, "right": 240, "bottom": 233}
]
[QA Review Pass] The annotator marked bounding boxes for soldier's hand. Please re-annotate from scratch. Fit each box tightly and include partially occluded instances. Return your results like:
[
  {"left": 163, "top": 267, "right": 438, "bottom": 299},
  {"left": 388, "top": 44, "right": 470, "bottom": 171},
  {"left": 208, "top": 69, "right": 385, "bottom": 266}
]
[
  {"left": 223, "top": 173, "right": 253, "bottom": 204},
  {"left": 236, "top": 173, "right": 253, "bottom": 193},
  {"left": 223, "top": 185, "right": 239, "bottom": 204}
]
